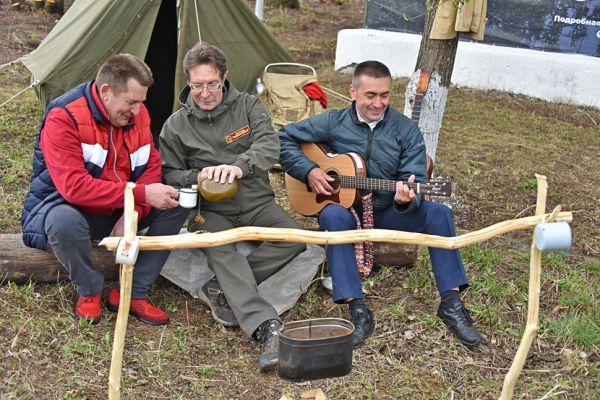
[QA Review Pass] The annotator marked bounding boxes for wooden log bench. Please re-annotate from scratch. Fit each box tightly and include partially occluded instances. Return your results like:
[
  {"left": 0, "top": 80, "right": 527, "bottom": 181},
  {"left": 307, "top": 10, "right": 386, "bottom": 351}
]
[
  {"left": 0, "top": 234, "right": 118, "bottom": 283},
  {"left": 0, "top": 233, "right": 416, "bottom": 283}
]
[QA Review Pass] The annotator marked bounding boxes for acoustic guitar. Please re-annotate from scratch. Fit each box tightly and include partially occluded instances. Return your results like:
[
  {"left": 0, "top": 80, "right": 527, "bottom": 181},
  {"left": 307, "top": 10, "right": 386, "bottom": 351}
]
[{"left": 284, "top": 143, "right": 452, "bottom": 216}]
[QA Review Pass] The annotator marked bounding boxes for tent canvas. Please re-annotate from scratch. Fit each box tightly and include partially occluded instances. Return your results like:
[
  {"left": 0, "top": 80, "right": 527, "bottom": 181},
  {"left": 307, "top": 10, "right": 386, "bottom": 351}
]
[{"left": 21, "top": 0, "right": 292, "bottom": 140}]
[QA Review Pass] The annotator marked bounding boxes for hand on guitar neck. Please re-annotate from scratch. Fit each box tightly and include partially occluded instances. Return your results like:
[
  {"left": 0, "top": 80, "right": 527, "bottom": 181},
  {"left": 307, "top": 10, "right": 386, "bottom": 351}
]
[
  {"left": 394, "top": 174, "right": 417, "bottom": 205},
  {"left": 307, "top": 168, "right": 336, "bottom": 195}
]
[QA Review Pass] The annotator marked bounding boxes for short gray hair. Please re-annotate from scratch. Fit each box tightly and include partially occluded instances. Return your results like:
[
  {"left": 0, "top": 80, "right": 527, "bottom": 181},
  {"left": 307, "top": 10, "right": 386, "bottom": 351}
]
[{"left": 183, "top": 43, "right": 227, "bottom": 80}]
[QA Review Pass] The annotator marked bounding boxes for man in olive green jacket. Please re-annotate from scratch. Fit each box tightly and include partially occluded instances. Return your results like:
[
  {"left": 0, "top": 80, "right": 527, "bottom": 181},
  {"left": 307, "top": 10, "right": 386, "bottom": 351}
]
[{"left": 159, "top": 43, "right": 305, "bottom": 372}]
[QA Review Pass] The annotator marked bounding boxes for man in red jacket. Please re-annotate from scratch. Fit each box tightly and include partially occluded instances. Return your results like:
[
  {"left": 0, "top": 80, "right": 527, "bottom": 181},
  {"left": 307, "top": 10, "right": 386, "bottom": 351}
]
[{"left": 21, "top": 54, "right": 189, "bottom": 325}]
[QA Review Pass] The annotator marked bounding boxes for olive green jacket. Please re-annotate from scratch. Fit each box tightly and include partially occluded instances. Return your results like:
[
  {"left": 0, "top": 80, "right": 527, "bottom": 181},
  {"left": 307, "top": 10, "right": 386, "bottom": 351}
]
[{"left": 159, "top": 81, "right": 278, "bottom": 217}]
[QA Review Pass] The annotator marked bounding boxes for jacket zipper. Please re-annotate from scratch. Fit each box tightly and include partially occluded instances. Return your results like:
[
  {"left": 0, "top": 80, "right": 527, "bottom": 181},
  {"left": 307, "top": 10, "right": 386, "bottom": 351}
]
[
  {"left": 364, "top": 125, "right": 375, "bottom": 195},
  {"left": 365, "top": 125, "right": 374, "bottom": 164},
  {"left": 208, "top": 114, "right": 243, "bottom": 213},
  {"left": 108, "top": 126, "right": 122, "bottom": 182},
  {"left": 122, "top": 132, "right": 133, "bottom": 181}
]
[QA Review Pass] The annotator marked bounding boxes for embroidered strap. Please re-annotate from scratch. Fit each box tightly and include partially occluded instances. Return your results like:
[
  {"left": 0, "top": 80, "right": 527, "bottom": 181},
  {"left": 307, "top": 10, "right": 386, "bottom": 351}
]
[{"left": 350, "top": 193, "right": 375, "bottom": 276}]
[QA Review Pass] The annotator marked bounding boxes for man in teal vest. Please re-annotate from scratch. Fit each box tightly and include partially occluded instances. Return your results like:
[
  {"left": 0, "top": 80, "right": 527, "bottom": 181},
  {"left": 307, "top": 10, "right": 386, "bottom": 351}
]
[{"left": 22, "top": 54, "right": 189, "bottom": 325}]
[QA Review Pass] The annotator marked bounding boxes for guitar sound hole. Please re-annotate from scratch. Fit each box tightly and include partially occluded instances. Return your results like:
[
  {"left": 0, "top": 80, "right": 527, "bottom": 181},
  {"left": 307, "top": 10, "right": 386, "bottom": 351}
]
[{"left": 326, "top": 170, "right": 340, "bottom": 192}]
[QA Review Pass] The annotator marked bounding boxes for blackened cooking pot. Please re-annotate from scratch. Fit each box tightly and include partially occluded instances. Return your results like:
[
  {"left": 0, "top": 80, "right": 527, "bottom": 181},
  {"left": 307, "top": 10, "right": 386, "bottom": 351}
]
[{"left": 278, "top": 318, "right": 354, "bottom": 381}]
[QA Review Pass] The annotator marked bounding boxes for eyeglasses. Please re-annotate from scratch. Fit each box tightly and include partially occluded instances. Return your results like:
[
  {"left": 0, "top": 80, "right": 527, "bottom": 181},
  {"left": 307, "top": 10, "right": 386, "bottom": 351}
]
[{"left": 188, "top": 82, "right": 223, "bottom": 92}]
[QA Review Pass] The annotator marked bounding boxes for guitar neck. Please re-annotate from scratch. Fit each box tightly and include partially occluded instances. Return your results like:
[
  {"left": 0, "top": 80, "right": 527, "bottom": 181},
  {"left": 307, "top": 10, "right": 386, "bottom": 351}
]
[{"left": 336, "top": 175, "right": 452, "bottom": 197}]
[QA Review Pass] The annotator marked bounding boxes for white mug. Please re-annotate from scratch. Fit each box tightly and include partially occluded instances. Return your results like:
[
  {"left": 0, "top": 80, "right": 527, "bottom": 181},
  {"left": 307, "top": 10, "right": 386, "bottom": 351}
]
[
  {"left": 535, "top": 221, "right": 572, "bottom": 252},
  {"left": 178, "top": 187, "right": 198, "bottom": 208}
]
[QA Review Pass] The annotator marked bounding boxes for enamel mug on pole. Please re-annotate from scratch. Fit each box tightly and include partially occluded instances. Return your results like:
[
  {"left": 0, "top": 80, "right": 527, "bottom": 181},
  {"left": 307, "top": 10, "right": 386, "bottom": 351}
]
[
  {"left": 115, "top": 237, "right": 140, "bottom": 265},
  {"left": 534, "top": 221, "right": 572, "bottom": 252}
]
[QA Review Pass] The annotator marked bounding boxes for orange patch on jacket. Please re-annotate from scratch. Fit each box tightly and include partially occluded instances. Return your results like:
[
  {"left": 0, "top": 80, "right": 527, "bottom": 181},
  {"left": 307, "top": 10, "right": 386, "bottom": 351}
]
[{"left": 224, "top": 125, "right": 250, "bottom": 144}]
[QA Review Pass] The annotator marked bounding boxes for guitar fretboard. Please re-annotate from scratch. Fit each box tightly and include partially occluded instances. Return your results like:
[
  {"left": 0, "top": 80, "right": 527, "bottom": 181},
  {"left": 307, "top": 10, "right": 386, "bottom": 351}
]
[
  {"left": 330, "top": 175, "right": 451, "bottom": 196},
  {"left": 411, "top": 94, "right": 424, "bottom": 121},
  {"left": 337, "top": 176, "right": 419, "bottom": 192}
]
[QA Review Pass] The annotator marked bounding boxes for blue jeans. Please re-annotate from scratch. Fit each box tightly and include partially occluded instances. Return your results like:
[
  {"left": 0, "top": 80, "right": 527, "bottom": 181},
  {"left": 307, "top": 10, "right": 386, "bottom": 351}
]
[
  {"left": 318, "top": 201, "right": 468, "bottom": 302},
  {"left": 44, "top": 204, "right": 189, "bottom": 297}
]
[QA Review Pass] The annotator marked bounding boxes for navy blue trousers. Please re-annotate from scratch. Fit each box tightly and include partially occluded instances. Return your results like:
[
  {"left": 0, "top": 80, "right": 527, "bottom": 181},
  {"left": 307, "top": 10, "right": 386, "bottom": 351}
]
[
  {"left": 45, "top": 204, "right": 189, "bottom": 297},
  {"left": 318, "top": 201, "right": 468, "bottom": 303}
]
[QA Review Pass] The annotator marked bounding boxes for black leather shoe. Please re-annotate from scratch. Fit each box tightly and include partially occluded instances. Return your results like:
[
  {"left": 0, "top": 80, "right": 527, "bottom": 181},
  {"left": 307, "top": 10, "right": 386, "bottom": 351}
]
[
  {"left": 255, "top": 319, "right": 282, "bottom": 373},
  {"left": 197, "top": 278, "right": 239, "bottom": 327},
  {"left": 350, "top": 305, "right": 375, "bottom": 348},
  {"left": 437, "top": 299, "right": 483, "bottom": 346}
]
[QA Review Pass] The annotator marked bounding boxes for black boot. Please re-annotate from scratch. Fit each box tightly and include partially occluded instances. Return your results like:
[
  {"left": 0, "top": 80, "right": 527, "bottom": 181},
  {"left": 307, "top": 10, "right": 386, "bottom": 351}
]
[
  {"left": 254, "top": 319, "right": 282, "bottom": 372},
  {"left": 349, "top": 303, "right": 375, "bottom": 348},
  {"left": 437, "top": 297, "right": 483, "bottom": 346}
]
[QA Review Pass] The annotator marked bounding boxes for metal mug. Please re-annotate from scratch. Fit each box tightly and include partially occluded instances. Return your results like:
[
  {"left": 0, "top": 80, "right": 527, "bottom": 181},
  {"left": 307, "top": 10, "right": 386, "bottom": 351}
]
[
  {"left": 534, "top": 221, "right": 572, "bottom": 252},
  {"left": 178, "top": 187, "right": 198, "bottom": 208}
]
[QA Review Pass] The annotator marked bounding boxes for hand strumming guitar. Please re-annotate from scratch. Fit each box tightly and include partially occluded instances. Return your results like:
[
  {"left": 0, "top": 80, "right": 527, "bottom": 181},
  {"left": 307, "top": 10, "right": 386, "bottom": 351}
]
[
  {"left": 307, "top": 168, "right": 335, "bottom": 195},
  {"left": 394, "top": 174, "right": 416, "bottom": 205}
]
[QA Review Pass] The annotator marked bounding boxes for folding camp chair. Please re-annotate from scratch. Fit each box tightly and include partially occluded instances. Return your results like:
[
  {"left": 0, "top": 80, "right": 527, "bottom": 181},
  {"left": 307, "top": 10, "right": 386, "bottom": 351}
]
[{"left": 262, "top": 62, "right": 326, "bottom": 130}]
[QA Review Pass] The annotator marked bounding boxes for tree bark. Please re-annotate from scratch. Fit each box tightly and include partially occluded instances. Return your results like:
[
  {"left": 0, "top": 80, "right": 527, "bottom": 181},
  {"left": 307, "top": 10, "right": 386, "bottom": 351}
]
[
  {"left": 0, "top": 234, "right": 117, "bottom": 283},
  {"left": 44, "top": 0, "right": 65, "bottom": 14},
  {"left": 415, "top": 0, "right": 459, "bottom": 87},
  {"left": 404, "top": 0, "right": 459, "bottom": 163}
]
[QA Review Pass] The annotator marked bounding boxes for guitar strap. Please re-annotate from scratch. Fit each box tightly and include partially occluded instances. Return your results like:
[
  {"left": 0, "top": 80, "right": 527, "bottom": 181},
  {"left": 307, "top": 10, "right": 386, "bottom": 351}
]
[{"left": 350, "top": 193, "right": 375, "bottom": 276}]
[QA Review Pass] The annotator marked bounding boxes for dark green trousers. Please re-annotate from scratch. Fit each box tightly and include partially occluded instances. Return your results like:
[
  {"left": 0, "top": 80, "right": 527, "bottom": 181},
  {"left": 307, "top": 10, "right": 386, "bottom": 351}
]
[{"left": 191, "top": 201, "right": 306, "bottom": 337}]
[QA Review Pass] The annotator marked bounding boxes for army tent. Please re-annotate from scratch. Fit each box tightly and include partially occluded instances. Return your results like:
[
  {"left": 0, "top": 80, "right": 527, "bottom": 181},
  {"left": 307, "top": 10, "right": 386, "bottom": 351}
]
[{"left": 20, "top": 0, "right": 291, "bottom": 140}]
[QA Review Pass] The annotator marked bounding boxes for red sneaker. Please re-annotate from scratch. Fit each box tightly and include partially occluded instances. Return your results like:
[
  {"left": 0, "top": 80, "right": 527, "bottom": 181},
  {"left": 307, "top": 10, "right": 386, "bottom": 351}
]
[
  {"left": 75, "top": 293, "right": 102, "bottom": 324},
  {"left": 107, "top": 288, "right": 169, "bottom": 325}
]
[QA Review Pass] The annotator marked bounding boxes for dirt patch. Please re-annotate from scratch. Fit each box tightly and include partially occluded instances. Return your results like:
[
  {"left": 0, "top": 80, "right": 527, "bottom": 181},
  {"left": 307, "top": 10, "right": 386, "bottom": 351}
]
[{"left": 0, "top": 1, "right": 62, "bottom": 64}]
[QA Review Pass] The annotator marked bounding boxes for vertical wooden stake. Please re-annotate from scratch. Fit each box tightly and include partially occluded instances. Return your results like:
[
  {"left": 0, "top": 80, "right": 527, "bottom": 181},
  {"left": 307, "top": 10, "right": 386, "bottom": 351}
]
[
  {"left": 499, "top": 174, "right": 547, "bottom": 399},
  {"left": 108, "top": 183, "right": 138, "bottom": 400}
]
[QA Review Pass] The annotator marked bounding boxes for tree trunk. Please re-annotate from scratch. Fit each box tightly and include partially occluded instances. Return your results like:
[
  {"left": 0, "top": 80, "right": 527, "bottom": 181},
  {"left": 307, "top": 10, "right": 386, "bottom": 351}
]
[
  {"left": 404, "top": 0, "right": 459, "bottom": 163},
  {"left": 0, "top": 234, "right": 117, "bottom": 283},
  {"left": 44, "top": 0, "right": 65, "bottom": 14}
]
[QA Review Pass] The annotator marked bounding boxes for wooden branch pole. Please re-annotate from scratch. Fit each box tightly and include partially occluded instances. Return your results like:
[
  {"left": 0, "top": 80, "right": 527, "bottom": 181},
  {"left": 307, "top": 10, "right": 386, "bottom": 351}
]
[
  {"left": 499, "top": 174, "right": 548, "bottom": 399},
  {"left": 108, "top": 183, "right": 138, "bottom": 400},
  {"left": 99, "top": 212, "right": 572, "bottom": 252}
]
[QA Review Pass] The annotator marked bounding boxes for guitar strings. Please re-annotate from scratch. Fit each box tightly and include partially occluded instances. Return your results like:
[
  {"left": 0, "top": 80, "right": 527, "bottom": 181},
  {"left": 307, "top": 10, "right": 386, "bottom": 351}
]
[{"left": 328, "top": 175, "right": 449, "bottom": 194}]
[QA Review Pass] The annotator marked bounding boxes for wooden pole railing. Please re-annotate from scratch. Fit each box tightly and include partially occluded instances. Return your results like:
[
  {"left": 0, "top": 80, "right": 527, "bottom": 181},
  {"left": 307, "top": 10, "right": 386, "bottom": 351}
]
[
  {"left": 103, "top": 174, "right": 571, "bottom": 399},
  {"left": 99, "top": 212, "right": 572, "bottom": 252}
]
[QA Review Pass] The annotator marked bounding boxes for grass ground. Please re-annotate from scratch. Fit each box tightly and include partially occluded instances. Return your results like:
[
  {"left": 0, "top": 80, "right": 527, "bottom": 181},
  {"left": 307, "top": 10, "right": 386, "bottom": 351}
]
[{"left": 1, "top": 0, "right": 599, "bottom": 399}]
